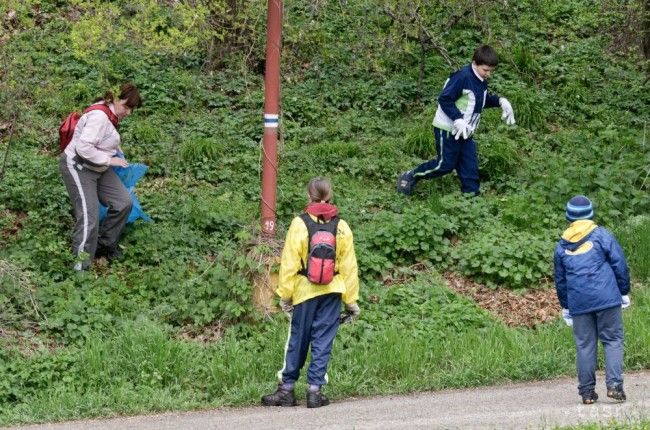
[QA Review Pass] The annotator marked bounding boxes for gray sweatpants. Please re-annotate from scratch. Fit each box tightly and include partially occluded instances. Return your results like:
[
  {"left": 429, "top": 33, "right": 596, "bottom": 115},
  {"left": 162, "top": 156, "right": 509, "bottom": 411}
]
[
  {"left": 59, "top": 155, "right": 132, "bottom": 269},
  {"left": 572, "top": 306, "right": 624, "bottom": 395}
]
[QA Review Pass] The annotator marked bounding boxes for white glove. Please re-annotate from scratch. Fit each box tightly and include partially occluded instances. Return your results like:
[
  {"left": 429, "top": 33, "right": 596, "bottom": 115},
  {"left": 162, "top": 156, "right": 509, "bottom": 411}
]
[
  {"left": 345, "top": 302, "right": 361, "bottom": 317},
  {"left": 279, "top": 298, "right": 293, "bottom": 314},
  {"left": 453, "top": 118, "right": 470, "bottom": 140},
  {"left": 499, "top": 97, "right": 515, "bottom": 125},
  {"left": 621, "top": 295, "right": 631, "bottom": 309},
  {"left": 340, "top": 302, "right": 361, "bottom": 323},
  {"left": 562, "top": 308, "right": 573, "bottom": 327}
]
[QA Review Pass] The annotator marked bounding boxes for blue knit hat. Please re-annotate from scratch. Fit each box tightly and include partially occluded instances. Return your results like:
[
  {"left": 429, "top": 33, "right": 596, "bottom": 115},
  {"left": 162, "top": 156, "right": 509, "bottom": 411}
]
[{"left": 566, "top": 195, "right": 594, "bottom": 221}]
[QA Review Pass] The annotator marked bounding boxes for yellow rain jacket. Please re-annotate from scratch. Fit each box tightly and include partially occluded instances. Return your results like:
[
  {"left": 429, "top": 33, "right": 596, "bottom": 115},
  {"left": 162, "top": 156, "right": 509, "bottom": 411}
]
[{"left": 277, "top": 213, "right": 359, "bottom": 306}]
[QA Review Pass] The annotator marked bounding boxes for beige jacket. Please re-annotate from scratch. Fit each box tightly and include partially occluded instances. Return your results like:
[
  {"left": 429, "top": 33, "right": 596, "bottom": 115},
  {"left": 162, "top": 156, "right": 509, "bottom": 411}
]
[{"left": 63, "top": 103, "right": 120, "bottom": 172}]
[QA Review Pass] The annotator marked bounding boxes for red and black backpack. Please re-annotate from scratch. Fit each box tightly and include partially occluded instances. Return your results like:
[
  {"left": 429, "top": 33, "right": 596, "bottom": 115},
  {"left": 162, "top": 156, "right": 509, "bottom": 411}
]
[
  {"left": 299, "top": 213, "right": 339, "bottom": 285},
  {"left": 58, "top": 104, "right": 119, "bottom": 152}
]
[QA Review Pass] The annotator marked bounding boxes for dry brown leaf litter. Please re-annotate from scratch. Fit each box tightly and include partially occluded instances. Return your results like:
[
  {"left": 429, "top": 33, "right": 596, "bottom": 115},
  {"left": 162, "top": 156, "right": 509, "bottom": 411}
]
[{"left": 444, "top": 272, "right": 561, "bottom": 328}]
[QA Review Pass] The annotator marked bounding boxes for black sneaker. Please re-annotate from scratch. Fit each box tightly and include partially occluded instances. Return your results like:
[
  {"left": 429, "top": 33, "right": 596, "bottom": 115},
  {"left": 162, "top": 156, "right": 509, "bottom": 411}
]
[
  {"left": 306, "top": 390, "right": 330, "bottom": 408},
  {"left": 396, "top": 171, "right": 415, "bottom": 196},
  {"left": 607, "top": 385, "right": 626, "bottom": 402},
  {"left": 581, "top": 390, "right": 598, "bottom": 405},
  {"left": 95, "top": 244, "right": 123, "bottom": 261},
  {"left": 261, "top": 386, "right": 297, "bottom": 407}
]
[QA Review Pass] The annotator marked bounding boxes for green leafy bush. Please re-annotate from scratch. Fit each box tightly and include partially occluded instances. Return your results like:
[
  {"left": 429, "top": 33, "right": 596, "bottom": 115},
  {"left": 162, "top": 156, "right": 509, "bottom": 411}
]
[
  {"left": 478, "top": 134, "right": 522, "bottom": 182},
  {"left": 454, "top": 223, "right": 554, "bottom": 289},
  {"left": 437, "top": 193, "right": 494, "bottom": 235},
  {"left": 356, "top": 205, "right": 454, "bottom": 279}
]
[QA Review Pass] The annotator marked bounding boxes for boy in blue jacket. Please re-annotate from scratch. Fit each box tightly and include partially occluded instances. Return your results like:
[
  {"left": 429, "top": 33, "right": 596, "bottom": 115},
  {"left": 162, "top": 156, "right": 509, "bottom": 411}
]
[
  {"left": 554, "top": 195, "right": 631, "bottom": 405},
  {"left": 397, "top": 44, "right": 515, "bottom": 196}
]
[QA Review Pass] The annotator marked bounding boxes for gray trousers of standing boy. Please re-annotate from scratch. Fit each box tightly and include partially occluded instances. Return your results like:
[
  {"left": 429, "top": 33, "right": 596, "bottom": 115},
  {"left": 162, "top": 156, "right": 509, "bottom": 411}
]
[
  {"left": 59, "top": 155, "right": 132, "bottom": 269},
  {"left": 572, "top": 306, "right": 624, "bottom": 395}
]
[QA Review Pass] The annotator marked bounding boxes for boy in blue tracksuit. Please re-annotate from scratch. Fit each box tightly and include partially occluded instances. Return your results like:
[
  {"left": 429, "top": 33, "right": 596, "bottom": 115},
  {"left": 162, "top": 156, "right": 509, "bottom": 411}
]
[
  {"left": 397, "top": 44, "right": 515, "bottom": 196},
  {"left": 554, "top": 195, "right": 631, "bottom": 405}
]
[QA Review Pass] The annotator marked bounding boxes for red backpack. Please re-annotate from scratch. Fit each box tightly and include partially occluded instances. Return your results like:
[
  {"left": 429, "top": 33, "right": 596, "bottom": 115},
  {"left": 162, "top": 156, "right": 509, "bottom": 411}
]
[
  {"left": 58, "top": 104, "right": 119, "bottom": 152},
  {"left": 299, "top": 213, "right": 340, "bottom": 285}
]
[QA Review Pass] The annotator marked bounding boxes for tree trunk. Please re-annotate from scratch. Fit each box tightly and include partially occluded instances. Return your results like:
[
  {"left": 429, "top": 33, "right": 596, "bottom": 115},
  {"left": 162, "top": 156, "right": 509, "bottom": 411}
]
[
  {"left": 417, "top": 28, "right": 426, "bottom": 102},
  {"left": 641, "top": 0, "right": 650, "bottom": 60}
]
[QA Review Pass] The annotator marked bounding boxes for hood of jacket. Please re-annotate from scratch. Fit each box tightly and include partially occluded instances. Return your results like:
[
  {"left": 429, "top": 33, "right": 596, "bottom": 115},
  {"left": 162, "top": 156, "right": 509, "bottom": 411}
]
[
  {"left": 305, "top": 202, "right": 339, "bottom": 222},
  {"left": 559, "top": 220, "right": 598, "bottom": 252}
]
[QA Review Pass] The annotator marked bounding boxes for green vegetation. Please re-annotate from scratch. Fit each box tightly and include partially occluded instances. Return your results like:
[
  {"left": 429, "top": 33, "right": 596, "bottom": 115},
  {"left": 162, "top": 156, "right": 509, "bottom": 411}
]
[
  {"left": 557, "top": 419, "right": 650, "bottom": 429},
  {"left": 1, "top": 0, "right": 649, "bottom": 425},
  {"left": 1, "top": 279, "right": 648, "bottom": 425}
]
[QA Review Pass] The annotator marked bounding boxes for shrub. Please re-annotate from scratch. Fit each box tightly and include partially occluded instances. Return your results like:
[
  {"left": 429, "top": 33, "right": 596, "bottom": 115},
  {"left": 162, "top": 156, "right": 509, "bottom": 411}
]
[
  {"left": 453, "top": 223, "right": 554, "bottom": 289},
  {"left": 356, "top": 205, "right": 454, "bottom": 279}
]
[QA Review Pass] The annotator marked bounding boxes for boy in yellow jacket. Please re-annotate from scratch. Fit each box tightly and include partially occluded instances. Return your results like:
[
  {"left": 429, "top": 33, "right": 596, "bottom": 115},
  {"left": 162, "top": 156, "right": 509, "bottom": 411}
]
[{"left": 262, "top": 177, "right": 360, "bottom": 408}]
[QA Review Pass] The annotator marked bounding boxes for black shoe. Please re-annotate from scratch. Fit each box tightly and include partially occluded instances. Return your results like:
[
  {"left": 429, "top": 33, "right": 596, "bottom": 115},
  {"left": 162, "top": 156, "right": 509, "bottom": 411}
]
[
  {"left": 396, "top": 171, "right": 415, "bottom": 196},
  {"left": 607, "top": 385, "right": 626, "bottom": 401},
  {"left": 306, "top": 390, "right": 330, "bottom": 408},
  {"left": 581, "top": 390, "right": 598, "bottom": 405},
  {"left": 95, "top": 244, "right": 123, "bottom": 261},
  {"left": 261, "top": 386, "right": 297, "bottom": 407}
]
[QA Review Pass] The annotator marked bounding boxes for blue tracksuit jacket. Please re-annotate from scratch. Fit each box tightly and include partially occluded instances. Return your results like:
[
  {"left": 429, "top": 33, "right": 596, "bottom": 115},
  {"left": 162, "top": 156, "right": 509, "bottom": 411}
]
[
  {"left": 432, "top": 64, "right": 501, "bottom": 137},
  {"left": 554, "top": 220, "right": 630, "bottom": 316}
]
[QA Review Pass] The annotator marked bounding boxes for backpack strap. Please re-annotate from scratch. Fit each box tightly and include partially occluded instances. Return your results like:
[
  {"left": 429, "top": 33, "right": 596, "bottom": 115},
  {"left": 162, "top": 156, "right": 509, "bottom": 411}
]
[
  {"left": 297, "top": 213, "right": 340, "bottom": 276},
  {"left": 84, "top": 104, "right": 119, "bottom": 129},
  {"left": 299, "top": 213, "right": 339, "bottom": 240}
]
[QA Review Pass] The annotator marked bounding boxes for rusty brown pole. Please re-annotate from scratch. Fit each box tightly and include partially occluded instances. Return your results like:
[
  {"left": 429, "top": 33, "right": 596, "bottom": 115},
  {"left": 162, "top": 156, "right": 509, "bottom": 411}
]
[{"left": 260, "top": 0, "right": 282, "bottom": 237}]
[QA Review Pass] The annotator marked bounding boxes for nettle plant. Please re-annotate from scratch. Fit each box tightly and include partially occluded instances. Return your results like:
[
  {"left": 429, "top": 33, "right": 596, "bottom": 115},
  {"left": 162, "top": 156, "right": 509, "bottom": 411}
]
[
  {"left": 453, "top": 223, "right": 554, "bottom": 289},
  {"left": 356, "top": 206, "right": 455, "bottom": 280}
]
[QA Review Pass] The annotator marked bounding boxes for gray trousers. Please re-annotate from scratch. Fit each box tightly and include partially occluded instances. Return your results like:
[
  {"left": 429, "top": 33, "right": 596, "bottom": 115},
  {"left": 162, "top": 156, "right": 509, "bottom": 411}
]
[
  {"left": 572, "top": 306, "right": 624, "bottom": 395},
  {"left": 59, "top": 155, "right": 131, "bottom": 269}
]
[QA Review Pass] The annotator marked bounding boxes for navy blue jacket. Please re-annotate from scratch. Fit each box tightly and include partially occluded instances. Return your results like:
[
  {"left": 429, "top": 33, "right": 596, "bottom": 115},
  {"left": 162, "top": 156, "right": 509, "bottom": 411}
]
[
  {"left": 432, "top": 64, "right": 501, "bottom": 135},
  {"left": 554, "top": 221, "right": 630, "bottom": 316}
]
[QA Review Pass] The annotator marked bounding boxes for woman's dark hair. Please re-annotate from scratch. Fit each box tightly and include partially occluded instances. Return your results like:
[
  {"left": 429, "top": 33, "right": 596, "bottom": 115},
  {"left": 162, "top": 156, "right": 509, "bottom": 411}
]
[
  {"left": 95, "top": 82, "right": 142, "bottom": 109},
  {"left": 119, "top": 82, "right": 142, "bottom": 109},
  {"left": 472, "top": 45, "right": 499, "bottom": 67},
  {"left": 307, "top": 177, "right": 333, "bottom": 203}
]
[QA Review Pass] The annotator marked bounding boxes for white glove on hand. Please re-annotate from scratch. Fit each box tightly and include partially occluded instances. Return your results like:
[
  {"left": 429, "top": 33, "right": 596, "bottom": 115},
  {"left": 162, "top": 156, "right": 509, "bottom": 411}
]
[
  {"left": 453, "top": 118, "right": 470, "bottom": 140},
  {"left": 621, "top": 295, "right": 631, "bottom": 309},
  {"left": 345, "top": 302, "right": 361, "bottom": 317},
  {"left": 279, "top": 298, "right": 293, "bottom": 314},
  {"left": 499, "top": 97, "right": 515, "bottom": 125},
  {"left": 340, "top": 302, "right": 361, "bottom": 324},
  {"left": 562, "top": 308, "right": 573, "bottom": 327}
]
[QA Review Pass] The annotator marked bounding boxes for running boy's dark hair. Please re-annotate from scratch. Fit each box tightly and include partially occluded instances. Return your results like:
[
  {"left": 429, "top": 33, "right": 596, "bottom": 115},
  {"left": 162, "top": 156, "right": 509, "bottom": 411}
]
[
  {"left": 307, "top": 177, "right": 333, "bottom": 203},
  {"left": 472, "top": 45, "right": 499, "bottom": 67}
]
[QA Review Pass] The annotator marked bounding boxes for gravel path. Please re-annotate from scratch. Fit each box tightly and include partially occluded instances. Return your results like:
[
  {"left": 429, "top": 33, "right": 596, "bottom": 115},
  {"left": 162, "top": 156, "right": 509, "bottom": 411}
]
[{"left": 5, "top": 371, "right": 650, "bottom": 430}]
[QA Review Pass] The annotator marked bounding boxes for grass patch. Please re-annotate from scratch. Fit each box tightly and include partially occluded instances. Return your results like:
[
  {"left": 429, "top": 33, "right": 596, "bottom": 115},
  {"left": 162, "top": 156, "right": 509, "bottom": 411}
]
[
  {"left": 556, "top": 419, "right": 650, "bottom": 429},
  {"left": 2, "top": 277, "right": 648, "bottom": 426},
  {"left": 615, "top": 215, "right": 650, "bottom": 282}
]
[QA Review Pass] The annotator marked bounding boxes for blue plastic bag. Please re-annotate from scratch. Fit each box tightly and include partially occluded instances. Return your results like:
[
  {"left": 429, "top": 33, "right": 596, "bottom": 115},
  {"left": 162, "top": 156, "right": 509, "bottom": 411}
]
[{"left": 99, "top": 162, "right": 152, "bottom": 224}]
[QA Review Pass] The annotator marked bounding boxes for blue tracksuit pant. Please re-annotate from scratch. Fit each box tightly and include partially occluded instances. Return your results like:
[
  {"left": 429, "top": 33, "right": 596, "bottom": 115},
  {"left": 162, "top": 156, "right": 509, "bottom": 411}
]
[
  {"left": 279, "top": 293, "right": 341, "bottom": 387},
  {"left": 411, "top": 127, "right": 480, "bottom": 194},
  {"left": 572, "top": 306, "right": 624, "bottom": 395}
]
